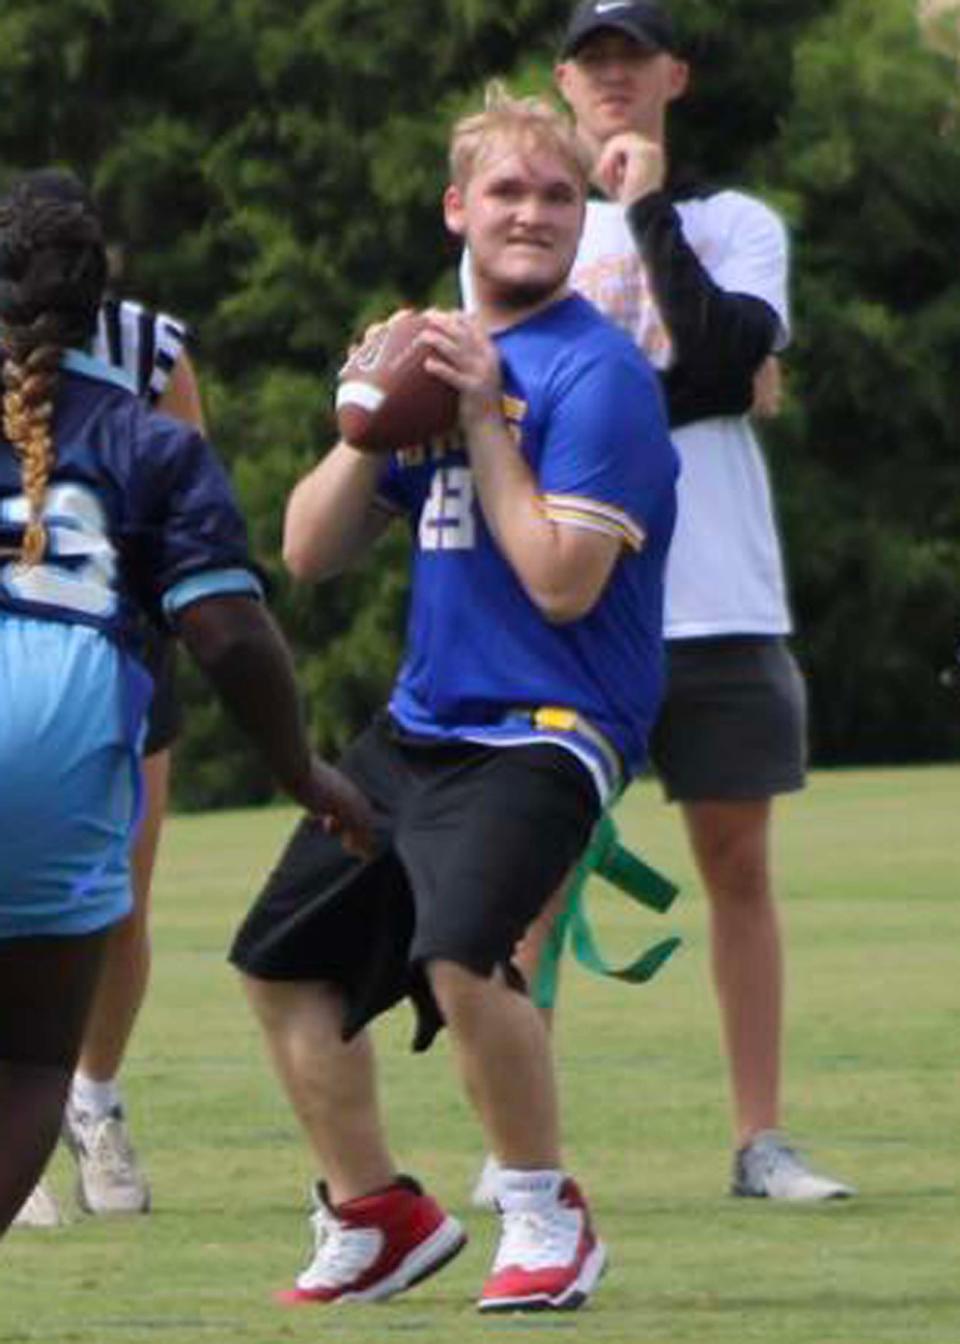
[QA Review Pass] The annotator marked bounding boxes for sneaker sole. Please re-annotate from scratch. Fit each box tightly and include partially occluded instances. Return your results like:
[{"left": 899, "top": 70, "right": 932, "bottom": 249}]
[
  {"left": 731, "top": 1182, "right": 855, "bottom": 1201},
  {"left": 278, "top": 1214, "right": 468, "bottom": 1306},
  {"left": 477, "top": 1239, "right": 608, "bottom": 1313},
  {"left": 74, "top": 1179, "right": 152, "bottom": 1216}
]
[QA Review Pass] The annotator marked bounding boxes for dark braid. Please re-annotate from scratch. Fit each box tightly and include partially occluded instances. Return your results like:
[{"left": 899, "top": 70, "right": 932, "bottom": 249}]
[{"left": 0, "top": 170, "right": 107, "bottom": 565}]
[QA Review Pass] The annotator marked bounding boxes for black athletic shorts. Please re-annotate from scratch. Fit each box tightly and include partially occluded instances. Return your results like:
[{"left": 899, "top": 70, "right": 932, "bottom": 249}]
[
  {"left": 649, "top": 636, "right": 807, "bottom": 802},
  {"left": 142, "top": 627, "right": 181, "bottom": 757},
  {"left": 229, "top": 713, "right": 599, "bottom": 1051}
]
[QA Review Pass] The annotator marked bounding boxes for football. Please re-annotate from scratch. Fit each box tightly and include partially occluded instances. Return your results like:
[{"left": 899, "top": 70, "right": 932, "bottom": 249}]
[{"left": 335, "top": 311, "right": 460, "bottom": 453}]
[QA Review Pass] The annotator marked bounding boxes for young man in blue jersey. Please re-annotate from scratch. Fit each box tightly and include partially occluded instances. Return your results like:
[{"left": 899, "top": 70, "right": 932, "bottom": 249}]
[
  {"left": 0, "top": 169, "right": 373, "bottom": 1240},
  {"left": 230, "top": 85, "right": 677, "bottom": 1314}
]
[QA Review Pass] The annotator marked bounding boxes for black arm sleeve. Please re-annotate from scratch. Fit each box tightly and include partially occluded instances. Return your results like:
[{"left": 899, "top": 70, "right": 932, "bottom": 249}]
[{"left": 627, "top": 192, "right": 780, "bottom": 429}]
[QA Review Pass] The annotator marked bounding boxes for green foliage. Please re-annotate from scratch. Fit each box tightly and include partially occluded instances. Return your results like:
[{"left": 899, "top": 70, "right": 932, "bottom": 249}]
[
  {"left": 0, "top": 0, "right": 957, "bottom": 804},
  {"left": 768, "top": 0, "right": 960, "bottom": 762}
]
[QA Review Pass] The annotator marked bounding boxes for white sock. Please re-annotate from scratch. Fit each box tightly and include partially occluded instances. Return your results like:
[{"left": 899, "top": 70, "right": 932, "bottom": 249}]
[
  {"left": 71, "top": 1073, "right": 122, "bottom": 1120},
  {"left": 494, "top": 1167, "right": 563, "bottom": 1211}
]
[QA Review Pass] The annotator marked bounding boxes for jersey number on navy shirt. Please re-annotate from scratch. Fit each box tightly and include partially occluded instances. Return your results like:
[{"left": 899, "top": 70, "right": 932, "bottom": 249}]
[{"left": 0, "top": 482, "right": 118, "bottom": 619}]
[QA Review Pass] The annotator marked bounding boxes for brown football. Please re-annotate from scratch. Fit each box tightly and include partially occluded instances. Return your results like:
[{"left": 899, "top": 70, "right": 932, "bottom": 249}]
[{"left": 335, "top": 311, "right": 460, "bottom": 453}]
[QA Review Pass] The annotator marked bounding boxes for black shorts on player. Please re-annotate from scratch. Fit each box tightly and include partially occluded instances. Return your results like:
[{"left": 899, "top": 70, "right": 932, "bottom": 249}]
[{"left": 230, "top": 713, "right": 600, "bottom": 1051}]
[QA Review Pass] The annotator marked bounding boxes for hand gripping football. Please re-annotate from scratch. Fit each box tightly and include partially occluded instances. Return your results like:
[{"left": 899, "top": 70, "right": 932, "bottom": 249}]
[{"left": 335, "top": 311, "right": 459, "bottom": 453}]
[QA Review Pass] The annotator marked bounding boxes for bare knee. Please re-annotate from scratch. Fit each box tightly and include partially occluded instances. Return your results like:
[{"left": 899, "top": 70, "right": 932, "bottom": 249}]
[
  {"left": 683, "top": 800, "right": 773, "bottom": 908},
  {"left": 239, "top": 973, "right": 341, "bottom": 1033},
  {"left": 426, "top": 959, "right": 501, "bottom": 1033}
]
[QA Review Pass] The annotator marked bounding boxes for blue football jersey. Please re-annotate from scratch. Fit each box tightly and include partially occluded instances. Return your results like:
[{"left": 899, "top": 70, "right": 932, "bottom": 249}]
[
  {"left": 0, "top": 349, "right": 262, "bottom": 652},
  {"left": 381, "top": 294, "right": 678, "bottom": 793},
  {"left": 0, "top": 349, "right": 262, "bottom": 932}
]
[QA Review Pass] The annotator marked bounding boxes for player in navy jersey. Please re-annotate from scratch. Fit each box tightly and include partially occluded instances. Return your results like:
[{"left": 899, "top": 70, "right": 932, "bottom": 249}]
[
  {"left": 14, "top": 283, "right": 209, "bottom": 1227},
  {"left": 230, "top": 86, "right": 676, "bottom": 1313},
  {"left": 0, "top": 168, "right": 373, "bottom": 1240}
]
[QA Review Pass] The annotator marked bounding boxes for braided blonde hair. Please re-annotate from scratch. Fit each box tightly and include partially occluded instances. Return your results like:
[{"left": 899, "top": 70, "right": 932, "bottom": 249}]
[
  {"left": 0, "top": 169, "right": 106, "bottom": 565},
  {"left": 2, "top": 341, "right": 60, "bottom": 564}
]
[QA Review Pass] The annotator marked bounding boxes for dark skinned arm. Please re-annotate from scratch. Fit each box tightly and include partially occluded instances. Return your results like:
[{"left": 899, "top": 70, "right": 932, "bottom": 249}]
[{"left": 175, "top": 593, "right": 373, "bottom": 855}]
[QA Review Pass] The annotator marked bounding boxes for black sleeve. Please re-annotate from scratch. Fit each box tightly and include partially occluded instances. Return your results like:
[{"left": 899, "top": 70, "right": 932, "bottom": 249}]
[{"left": 627, "top": 192, "right": 780, "bottom": 429}]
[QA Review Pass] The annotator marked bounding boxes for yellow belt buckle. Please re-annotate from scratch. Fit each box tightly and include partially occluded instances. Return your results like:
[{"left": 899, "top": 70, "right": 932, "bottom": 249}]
[{"left": 534, "top": 706, "right": 578, "bottom": 732}]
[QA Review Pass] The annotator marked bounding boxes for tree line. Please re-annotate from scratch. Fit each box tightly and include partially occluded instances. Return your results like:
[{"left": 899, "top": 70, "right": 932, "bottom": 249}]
[{"left": 1, "top": 0, "right": 958, "bottom": 807}]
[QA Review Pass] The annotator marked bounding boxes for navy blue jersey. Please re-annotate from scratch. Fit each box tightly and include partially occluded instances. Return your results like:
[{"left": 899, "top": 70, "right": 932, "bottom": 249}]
[
  {"left": 0, "top": 350, "right": 262, "bottom": 653},
  {"left": 381, "top": 294, "right": 677, "bottom": 794}
]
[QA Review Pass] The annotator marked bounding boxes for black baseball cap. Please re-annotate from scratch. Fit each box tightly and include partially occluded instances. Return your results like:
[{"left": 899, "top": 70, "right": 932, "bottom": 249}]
[{"left": 560, "top": 0, "right": 677, "bottom": 59}]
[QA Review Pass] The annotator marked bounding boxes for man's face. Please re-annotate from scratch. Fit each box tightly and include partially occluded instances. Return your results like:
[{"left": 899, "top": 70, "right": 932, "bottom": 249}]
[
  {"left": 446, "top": 138, "right": 586, "bottom": 311},
  {"left": 555, "top": 29, "right": 688, "bottom": 146}
]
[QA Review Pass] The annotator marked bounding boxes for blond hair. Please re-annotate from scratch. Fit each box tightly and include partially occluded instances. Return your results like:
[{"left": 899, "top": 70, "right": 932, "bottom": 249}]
[
  {"left": 449, "top": 81, "right": 592, "bottom": 191},
  {"left": 2, "top": 345, "right": 59, "bottom": 564}
]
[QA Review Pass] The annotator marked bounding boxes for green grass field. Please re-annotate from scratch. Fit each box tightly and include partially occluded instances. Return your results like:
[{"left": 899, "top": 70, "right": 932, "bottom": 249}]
[{"left": 2, "top": 764, "right": 957, "bottom": 1344}]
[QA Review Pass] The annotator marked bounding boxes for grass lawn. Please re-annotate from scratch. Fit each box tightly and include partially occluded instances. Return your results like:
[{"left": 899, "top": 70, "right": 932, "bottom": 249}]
[{"left": 2, "top": 764, "right": 957, "bottom": 1343}]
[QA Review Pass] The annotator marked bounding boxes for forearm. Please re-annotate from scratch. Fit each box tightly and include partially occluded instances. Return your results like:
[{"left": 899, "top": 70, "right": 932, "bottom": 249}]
[
  {"left": 627, "top": 193, "right": 779, "bottom": 425},
  {"left": 464, "top": 407, "right": 607, "bottom": 623},
  {"left": 283, "top": 442, "right": 388, "bottom": 581},
  {"left": 177, "top": 597, "right": 312, "bottom": 802}
]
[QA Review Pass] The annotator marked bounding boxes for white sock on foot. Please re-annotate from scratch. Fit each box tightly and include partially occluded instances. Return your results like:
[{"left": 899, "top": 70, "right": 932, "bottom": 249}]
[
  {"left": 494, "top": 1168, "right": 564, "bottom": 1210},
  {"left": 71, "top": 1073, "right": 122, "bottom": 1120}
]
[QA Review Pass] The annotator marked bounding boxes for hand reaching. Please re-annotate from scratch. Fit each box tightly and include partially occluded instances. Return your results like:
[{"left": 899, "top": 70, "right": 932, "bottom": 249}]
[
  {"left": 300, "top": 757, "right": 376, "bottom": 859},
  {"left": 594, "top": 133, "right": 665, "bottom": 206}
]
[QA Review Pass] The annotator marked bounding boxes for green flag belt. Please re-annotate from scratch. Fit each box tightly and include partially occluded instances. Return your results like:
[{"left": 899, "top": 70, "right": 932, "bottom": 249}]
[{"left": 532, "top": 810, "right": 682, "bottom": 1009}]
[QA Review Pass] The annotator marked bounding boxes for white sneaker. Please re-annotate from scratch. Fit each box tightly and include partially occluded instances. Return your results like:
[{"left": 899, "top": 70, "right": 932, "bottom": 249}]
[
  {"left": 277, "top": 1177, "right": 466, "bottom": 1305},
  {"left": 477, "top": 1171, "right": 607, "bottom": 1312},
  {"left": 732, "top": 1131, "right": 855, "bottom": 1201},
  {"left": 470, "top": 1154, "right": 500, "bottom": 1210},
  {"left": 63, "top": 1102, "right": 151, "bottom": 1215},
  {"left": 12, "top": 1181, "right": 64, "bottom": 1228}
]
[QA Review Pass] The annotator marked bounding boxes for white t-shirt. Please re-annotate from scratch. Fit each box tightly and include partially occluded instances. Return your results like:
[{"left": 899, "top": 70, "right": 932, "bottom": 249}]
[{"left": 571, "top": 190, "right": 793, "bottom": 639}]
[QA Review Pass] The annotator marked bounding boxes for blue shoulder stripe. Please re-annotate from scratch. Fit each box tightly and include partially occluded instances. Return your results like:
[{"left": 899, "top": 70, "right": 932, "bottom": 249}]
[
  {"left": 162, "top": 567, "right": 264, "bottom": 620},
  {"left": 61, "top": 348, "right": 137, "bottom": 394}
]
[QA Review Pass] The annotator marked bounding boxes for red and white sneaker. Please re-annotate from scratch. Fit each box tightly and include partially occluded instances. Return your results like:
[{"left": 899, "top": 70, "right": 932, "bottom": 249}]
[
  {"left": 478, "top": 1171, "right": 606, "bottom": 1313},
  {"left": 277, "top": 1176, "right": 466, "bottom": 1305}
]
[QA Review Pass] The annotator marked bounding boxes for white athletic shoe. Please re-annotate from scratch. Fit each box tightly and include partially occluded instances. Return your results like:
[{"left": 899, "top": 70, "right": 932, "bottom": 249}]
[
  {"left": 12, "top": 1181, "right": 64, "bottom": 1228},
  {"left": 732, "top": 1131, "right": 855, "bottom": 1201},
  {"left": 63, "top": 1102, "right": 151, "bottom": 1215},
  {"left": 277, "top": 1177, "right": 466, "bottom": 1305},
  {"left": 470, "top": 1154, "right": 500, "bottom": 1210},
  {"left": 477, "top": 1172, "right": 607, "bottom": 1312}
]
